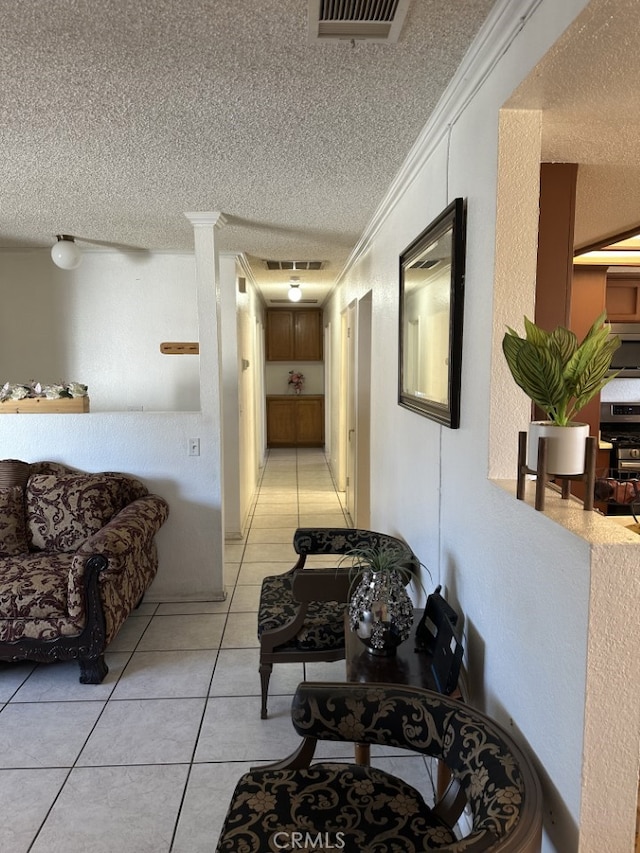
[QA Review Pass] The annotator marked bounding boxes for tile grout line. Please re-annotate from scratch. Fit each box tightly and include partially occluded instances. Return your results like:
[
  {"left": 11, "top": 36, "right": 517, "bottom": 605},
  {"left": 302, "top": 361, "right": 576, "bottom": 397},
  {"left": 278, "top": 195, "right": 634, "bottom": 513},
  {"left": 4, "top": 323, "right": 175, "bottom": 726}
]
[{"left": 2, "top": 449, "right": 349, "bottom": 852}]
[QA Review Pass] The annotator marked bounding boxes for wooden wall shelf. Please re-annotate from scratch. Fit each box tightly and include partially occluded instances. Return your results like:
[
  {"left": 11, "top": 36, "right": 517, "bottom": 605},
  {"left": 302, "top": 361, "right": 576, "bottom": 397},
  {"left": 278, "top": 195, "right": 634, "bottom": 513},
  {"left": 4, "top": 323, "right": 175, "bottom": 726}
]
[{"left": 0, "top": 397, "right": 90, "bottom": 414}]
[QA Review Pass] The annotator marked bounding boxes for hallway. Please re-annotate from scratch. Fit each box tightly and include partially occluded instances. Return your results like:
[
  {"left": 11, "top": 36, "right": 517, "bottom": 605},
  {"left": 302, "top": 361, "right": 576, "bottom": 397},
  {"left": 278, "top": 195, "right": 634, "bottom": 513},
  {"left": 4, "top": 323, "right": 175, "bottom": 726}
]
[{"left": 0, "top": 448, "right": 437, "bottom": 852}]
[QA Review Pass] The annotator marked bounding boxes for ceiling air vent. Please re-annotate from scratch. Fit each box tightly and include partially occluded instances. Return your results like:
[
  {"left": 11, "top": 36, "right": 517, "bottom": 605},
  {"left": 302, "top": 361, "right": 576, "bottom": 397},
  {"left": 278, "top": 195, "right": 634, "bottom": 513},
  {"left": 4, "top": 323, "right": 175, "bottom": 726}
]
[
  {"left": 264, "top": 260, "right": 324, "bottom": 271},
  {"left": 269, "top": 298, "right": 319, "bottom": 304},
  {"left": 308, "top": 0, "right": 411, "bottom": 43}
]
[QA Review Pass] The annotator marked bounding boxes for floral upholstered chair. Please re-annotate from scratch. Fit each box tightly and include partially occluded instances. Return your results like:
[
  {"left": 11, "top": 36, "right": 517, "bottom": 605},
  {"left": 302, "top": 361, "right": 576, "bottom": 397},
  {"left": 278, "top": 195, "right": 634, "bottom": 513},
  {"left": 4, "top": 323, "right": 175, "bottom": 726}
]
[
  {"left": 257, "top": 527, "right": 419, "bottom": 718},
  {"left": 217, "top": 682, "right": 543, "bottom": 852}
]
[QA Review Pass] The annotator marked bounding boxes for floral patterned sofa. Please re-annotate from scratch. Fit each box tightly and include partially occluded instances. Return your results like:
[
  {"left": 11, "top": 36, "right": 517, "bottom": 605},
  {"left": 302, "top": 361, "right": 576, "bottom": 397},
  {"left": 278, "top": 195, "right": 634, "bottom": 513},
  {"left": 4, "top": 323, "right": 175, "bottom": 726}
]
[{"left": 0, "top": 459, "right": 169, "bottom": 683}]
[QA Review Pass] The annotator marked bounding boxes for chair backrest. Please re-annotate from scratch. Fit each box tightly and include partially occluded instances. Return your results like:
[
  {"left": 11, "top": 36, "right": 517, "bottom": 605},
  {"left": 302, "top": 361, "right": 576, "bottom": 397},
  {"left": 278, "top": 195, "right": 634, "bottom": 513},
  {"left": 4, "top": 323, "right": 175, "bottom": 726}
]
[
  {"left": 291, "top": 681, "right": 542, "bottom": 852},
  {"left": 293, "top": 527, "right": 420, "bottom": 571}
]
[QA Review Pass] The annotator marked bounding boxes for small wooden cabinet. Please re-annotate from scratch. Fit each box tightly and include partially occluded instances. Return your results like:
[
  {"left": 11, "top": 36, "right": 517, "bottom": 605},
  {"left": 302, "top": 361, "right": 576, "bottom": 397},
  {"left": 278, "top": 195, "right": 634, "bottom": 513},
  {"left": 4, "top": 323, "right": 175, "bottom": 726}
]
[
  {"left": 266, "top": 395, "right": 324, "bottom": 447},
  {"left": 265, "top": 309, "right": 323, "bottom": 361},
  {"left": 606, "top": 275, "right": 640, "bottom": 322}
]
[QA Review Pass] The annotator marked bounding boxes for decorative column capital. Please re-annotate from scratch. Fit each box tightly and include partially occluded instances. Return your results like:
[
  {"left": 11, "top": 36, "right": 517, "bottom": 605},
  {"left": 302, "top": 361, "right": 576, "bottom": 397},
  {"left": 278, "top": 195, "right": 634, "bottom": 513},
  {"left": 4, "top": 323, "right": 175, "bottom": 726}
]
[{"left": 184, "top": 211, "right": 228, "bottom": 228}]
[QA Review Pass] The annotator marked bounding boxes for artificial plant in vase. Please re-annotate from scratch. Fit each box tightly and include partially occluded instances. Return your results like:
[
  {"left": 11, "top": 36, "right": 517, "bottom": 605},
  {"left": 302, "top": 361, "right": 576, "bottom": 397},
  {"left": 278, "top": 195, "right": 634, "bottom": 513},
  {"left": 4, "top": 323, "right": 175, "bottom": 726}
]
[
  {"left": 502, "top": 312, "right": 620, "bottom": 474},
  {"left": 345, "top": 543, "right": 428, "bottom": 656},
  {"left": 288, "top": 370, "right": 304, "bottom": 394}
]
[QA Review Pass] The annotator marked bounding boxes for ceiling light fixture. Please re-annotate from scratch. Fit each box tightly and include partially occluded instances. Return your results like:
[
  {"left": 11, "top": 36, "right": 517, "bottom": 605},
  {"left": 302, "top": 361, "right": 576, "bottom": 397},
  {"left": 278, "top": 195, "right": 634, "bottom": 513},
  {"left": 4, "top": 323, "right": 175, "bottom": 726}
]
[
  {"left": 288, "top": 276, "right": 302, "bottom": 303},
  {"left": 51, "top": 234, "right": 82, "bottom": 270}
]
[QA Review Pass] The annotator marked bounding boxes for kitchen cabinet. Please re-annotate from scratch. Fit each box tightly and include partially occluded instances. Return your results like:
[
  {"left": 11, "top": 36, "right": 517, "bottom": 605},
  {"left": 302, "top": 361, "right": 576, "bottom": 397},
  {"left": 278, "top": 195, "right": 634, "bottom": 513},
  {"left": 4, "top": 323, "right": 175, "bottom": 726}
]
[
  {"left": 266, "top": 395, "right": 324, "bottom": 447},
  {"left": 265, "top": 309, "right": 323, "bottom": 361},
  {"left": 605, "top": 275, "right": 640, "bottom": 322}
]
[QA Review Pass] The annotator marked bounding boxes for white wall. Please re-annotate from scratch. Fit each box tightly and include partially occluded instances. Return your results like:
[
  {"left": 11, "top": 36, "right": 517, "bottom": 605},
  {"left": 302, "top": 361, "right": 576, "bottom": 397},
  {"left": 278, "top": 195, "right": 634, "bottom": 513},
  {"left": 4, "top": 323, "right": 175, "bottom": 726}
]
[
  {"left": 265, "top": 362, "right": 324, "bottom": 395},
  {"left": 0, "top": 242, "right": 225, "bottom": 602},
  {"left": 0, "top": 249, "right": 200, "bottom": 412},
  {"left": 325, "top": 1, "right": 640, "bottom": 851}
]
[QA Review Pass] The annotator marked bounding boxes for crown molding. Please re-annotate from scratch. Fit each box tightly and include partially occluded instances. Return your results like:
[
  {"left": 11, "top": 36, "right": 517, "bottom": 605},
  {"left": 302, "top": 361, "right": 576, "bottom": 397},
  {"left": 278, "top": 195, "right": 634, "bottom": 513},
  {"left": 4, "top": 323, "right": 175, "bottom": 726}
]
[{"left": 333, "top": 0, "right": 543, "bottom": 289}]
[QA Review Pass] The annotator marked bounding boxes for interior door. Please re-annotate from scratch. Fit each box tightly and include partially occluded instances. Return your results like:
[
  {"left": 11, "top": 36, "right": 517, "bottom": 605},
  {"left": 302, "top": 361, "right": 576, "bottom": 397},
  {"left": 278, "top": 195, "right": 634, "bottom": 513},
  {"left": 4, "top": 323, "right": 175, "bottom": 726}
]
[
  {"left": 345, "top": 302, "right": 357, "bottom": 523},
  {"left": 355, "top": 292, "right": 372, "bottom": 527}
]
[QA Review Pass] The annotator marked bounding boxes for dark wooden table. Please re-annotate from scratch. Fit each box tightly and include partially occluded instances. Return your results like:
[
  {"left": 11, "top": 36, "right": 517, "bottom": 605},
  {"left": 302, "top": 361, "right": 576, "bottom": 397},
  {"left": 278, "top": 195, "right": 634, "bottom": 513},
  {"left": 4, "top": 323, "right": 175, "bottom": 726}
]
[{"left": 345, "top": 609, "right": 463, "bottom": 773}]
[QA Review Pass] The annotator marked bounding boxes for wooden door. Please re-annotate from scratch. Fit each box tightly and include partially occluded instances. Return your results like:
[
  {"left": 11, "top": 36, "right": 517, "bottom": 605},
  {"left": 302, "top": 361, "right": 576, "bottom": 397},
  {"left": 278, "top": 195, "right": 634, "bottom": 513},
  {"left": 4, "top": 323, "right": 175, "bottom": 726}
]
[
  {"left": 266, "top": 311, "right": 294, "bottom": 360},
  {"left": 266, "top": 398, "right": 296, "bottom": 446},
  {"left": 294, "top": 311, "right": 322, "bottom": 360},
  {"left": 345, "top": 302, "right": 357, "bottom": 522},
  {"left": 296, "top": 397, "right": 324, "bottom": 445}
]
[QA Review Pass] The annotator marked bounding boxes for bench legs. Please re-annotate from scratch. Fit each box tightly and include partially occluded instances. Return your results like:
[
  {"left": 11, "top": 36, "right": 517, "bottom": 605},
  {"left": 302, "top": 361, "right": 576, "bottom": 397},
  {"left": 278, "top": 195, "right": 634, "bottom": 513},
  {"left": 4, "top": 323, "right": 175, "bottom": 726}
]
[
  {"left": 79, "top": 654, "right": 109, "bottom": 684},
  {"left": 260, "top": 662, "right": 273, "bottom": 719}
]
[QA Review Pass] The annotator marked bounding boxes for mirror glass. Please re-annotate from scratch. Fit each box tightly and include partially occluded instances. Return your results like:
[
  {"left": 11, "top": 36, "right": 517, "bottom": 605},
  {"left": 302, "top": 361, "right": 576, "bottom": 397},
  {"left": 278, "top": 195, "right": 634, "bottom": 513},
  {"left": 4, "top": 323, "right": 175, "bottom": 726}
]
[{"left": 399, "top": 198, "right": 466, "bottom": 427}]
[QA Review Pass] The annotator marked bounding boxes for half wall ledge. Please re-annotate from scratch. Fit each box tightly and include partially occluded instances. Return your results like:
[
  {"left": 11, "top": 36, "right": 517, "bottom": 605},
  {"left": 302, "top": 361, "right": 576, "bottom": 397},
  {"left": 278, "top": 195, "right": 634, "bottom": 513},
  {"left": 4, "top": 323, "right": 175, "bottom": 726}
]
[{"left": 493, "top": 478, "right": 640, "bottom": 545}]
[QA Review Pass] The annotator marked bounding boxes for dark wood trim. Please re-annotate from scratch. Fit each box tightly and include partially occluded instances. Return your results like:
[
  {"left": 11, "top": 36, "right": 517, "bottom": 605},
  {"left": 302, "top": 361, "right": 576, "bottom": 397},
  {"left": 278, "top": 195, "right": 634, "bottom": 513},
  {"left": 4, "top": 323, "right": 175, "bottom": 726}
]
[
  {"left": 575, "top": 222, "right": 640, "bottom": 255},
  {"left": 535, "top": 163, "right": 578, "bottom": 331}
]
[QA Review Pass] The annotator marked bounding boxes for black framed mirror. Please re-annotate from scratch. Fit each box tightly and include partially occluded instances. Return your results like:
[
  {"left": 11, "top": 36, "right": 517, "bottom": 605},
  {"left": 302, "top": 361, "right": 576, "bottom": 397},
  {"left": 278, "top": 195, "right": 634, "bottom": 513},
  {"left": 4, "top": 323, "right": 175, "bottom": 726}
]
[{"left": 398, "top": 197, "right": 466, "bottom": 428}]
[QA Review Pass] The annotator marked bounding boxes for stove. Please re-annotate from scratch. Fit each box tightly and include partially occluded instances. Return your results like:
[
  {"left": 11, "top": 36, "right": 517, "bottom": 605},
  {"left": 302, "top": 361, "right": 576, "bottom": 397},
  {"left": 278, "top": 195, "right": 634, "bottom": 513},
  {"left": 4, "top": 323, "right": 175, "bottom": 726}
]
[{"left": 598, "top": 403, "right": 640, "bottom": 514}]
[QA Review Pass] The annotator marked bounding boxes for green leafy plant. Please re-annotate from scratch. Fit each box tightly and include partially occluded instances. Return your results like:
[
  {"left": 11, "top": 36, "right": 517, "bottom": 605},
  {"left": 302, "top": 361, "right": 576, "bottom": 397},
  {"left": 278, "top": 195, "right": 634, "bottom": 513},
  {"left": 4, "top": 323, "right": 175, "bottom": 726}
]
[
  {"left": 341, "top": 543, "right": 430, "bottom": 595},
  {"left": 502, "top": 312, "right": 620, "bottom": 426}
]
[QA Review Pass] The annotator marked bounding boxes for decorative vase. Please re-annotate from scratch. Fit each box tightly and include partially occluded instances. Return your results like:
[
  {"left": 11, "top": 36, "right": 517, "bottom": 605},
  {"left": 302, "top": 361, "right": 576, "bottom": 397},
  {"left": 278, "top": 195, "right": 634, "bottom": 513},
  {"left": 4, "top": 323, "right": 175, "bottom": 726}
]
[
  {"left": 527, "top": 421, "right": 590, "bottom": 476},
  {"left": 348, "top": 570, "right": 414, "bottom": 656}
]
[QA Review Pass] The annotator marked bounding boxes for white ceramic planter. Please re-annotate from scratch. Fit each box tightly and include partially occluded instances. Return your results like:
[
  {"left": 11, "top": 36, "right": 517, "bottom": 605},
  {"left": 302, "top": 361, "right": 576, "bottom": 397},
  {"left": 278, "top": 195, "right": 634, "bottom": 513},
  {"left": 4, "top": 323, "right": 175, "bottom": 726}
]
[{"left": 527, "top": 421, "right": 590, "bottom": 476}]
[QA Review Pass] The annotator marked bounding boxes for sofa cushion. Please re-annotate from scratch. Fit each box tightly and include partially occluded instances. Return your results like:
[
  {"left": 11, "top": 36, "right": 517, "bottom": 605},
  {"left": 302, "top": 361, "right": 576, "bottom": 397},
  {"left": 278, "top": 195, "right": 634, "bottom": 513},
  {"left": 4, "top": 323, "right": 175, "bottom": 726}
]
[
  {"left": 0, "top": 487, "right": 29, "bottom": 556},
  {"left": 0, "top": 552, "right": 87, "bottom": 641},
  {"left": 217, "top": 762, "right": 456, "bottom": 852},
  {"left": 26, "top": 473, "right": 144, "bottom": 553},
  {"left": 258, "top": 573, "right": 345, "bottom": 652},
  {"left": 0, "top": 552, "right": 73, "bottom": 619}
]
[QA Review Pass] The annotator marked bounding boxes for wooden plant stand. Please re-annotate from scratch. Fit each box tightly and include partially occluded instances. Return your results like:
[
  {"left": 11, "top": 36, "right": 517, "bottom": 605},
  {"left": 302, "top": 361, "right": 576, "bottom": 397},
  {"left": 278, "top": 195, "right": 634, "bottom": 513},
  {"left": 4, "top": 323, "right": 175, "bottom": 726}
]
[{"left": 516, "top": 431, "right": 597, "bottom": 511}]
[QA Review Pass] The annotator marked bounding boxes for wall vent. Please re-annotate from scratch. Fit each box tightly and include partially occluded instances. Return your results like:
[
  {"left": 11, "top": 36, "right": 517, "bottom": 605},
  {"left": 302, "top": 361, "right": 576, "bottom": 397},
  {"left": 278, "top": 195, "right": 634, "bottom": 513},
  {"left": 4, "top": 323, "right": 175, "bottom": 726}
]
[
  {"left": 308, "top": 0, "right": 411, "bottom": 43},
  {"left": 264, "top": 260, "right": 324, "bottom": 271},
  {"left": 269, "top": 298, "right": 319, "bottom": 304}
]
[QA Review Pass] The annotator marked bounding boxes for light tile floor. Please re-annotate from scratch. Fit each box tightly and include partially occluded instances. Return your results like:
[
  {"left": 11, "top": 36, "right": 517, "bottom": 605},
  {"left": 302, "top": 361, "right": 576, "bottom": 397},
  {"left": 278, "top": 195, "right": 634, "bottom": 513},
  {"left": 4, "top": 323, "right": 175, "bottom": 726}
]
[{"left": 0, "top": 448, "right": 436, "bottom": 852}]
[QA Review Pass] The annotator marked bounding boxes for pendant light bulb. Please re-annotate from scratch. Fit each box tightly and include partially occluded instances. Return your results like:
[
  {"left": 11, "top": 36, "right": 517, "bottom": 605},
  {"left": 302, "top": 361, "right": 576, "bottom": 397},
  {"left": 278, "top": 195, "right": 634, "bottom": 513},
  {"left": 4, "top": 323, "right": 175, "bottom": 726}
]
[
  {"left": 288, "top": 276, "right": 302, "bottom": 302},
  {"left": 51, "top": 235, "right": 82, "bottom": 270}
]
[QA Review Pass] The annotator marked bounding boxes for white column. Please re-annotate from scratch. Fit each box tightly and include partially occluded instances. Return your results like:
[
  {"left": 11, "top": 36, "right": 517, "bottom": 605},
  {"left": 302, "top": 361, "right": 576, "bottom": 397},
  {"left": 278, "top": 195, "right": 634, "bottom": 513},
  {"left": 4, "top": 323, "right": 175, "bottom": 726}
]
[
  {"left": 219, "top": 252, "right": 243, "bottom": 539},
  {"left": 185, "top": 211, "right": 227, "bottom": 598}
]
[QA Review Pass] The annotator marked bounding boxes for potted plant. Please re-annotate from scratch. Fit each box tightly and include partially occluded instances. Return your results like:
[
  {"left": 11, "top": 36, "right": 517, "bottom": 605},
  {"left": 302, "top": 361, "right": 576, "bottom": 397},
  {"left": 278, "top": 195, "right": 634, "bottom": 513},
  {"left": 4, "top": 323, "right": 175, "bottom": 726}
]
[
  {"left": 502, "top": 312, "right": 620, "bottom": 474},
  {"left": 344, "top": 543, "right": 428, "bottom": 656}
]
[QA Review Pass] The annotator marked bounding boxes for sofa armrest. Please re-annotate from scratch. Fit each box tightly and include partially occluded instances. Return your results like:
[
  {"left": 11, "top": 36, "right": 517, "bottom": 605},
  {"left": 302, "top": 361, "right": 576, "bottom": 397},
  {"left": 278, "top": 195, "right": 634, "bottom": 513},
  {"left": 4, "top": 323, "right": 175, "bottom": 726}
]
[{"left": 71, "top": 494, "right": 169, "bottom": 579}]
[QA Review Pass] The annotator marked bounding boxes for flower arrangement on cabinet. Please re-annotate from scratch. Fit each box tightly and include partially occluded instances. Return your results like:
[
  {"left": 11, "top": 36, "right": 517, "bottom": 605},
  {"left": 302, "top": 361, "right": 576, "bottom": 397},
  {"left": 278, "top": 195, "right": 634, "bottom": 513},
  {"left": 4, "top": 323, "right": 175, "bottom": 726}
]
[
  {"left": 0, "top": 381, "right": 88, "bottom": 402},
  {"left": 288, "top": 370, "right": 304, "bottom": 394}
]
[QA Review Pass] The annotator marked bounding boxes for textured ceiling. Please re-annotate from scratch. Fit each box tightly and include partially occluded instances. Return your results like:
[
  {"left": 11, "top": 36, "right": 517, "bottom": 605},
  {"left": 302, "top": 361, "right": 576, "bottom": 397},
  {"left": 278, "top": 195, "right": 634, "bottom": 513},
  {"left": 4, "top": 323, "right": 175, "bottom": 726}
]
[
  {"left": 0, "top": 0, "right": 497, "bottom": 303},
  {"left": 507, "top": 0, "right": 640, "bottom": 250}
]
